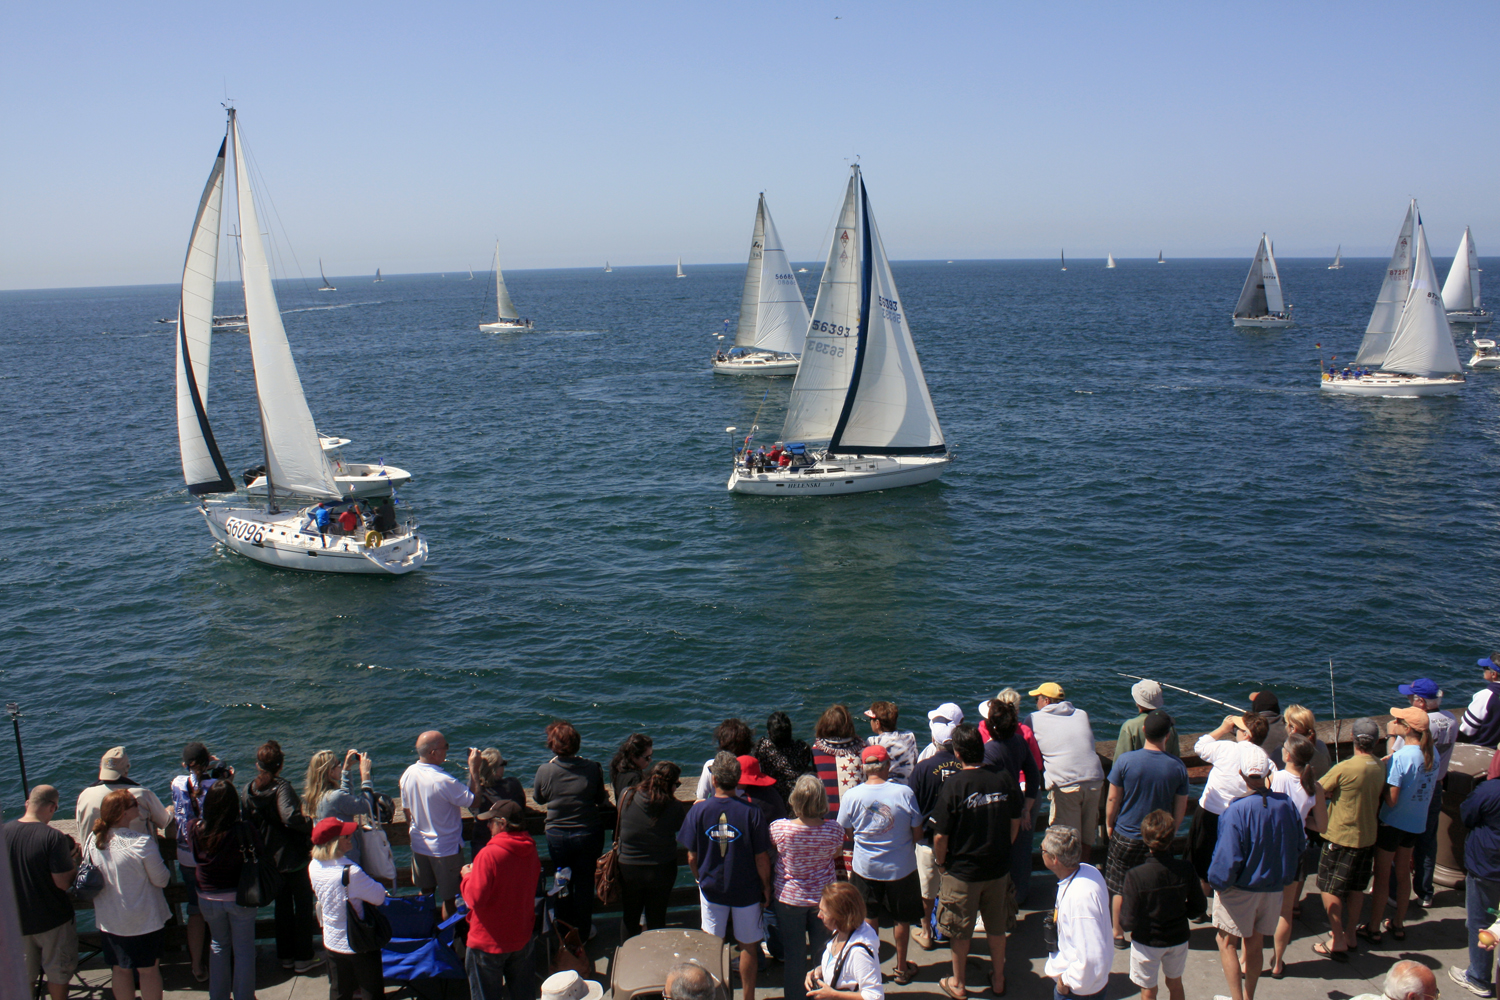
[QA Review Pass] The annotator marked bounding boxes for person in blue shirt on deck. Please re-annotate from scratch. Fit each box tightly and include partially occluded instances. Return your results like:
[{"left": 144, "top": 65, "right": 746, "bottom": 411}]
[
  {"left": 1360, "top": 706, "right": 1438, "bottom": 947},
  {"left": 1104, "top": 710, "right": 1190, "bottom": 950},
  {"left": 1451, "top": 752, "right": 1500, "bottom": 997}
]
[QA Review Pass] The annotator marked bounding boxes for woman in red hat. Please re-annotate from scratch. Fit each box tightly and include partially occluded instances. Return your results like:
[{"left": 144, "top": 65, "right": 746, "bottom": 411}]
[{"left": 308, "top": 817, "right": 389, "bottom": 1000}]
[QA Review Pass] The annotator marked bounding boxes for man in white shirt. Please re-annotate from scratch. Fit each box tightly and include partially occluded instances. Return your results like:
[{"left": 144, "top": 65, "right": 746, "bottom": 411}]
[
  {"left": 1040, "top": 825, "right": 1112, "bottom": 999},
  {"left": 399, "top": 730, "right": 479, "bottom": 918}
]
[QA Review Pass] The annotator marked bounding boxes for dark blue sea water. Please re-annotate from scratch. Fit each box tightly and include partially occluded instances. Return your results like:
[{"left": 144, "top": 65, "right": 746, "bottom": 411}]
[{"left": 2, "top": 257, "right": 1495, "bottom": 812}]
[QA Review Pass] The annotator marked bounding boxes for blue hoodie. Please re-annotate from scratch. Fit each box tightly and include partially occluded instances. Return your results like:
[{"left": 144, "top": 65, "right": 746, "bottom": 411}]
[
  {"left": 1462, "top": 777, "right": 1500, "bottom": 881},
  {"left": 1206, "top": 789, "right": 1305, "bottom": 893}
]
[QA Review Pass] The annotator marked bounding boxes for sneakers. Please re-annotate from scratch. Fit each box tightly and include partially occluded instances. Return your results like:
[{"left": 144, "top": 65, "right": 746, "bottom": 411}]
[
  {"left": 1450, "top": 965, "right": 1496, "bottom": 998},
  {"left": 1420, "top": 893, "right": 1435, "bottom": 908},
  {"left": 293, "top": 958, "right": 324, "bottom": 974}
]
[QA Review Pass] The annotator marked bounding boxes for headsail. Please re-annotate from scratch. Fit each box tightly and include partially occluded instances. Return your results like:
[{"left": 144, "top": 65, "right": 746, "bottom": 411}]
[
  {"left": 1233, "top": 234, "right": 1285, "bottom": 317},
  {"left": 230, "top": 111, "right": 341, "bottom": 500},
  {"left": 733, "top": 199, "right": 767, "bottom": 348},
  {"left": 493, "top": 244, "right": 520, "bottom": 320},
  {"left": 747, "top": 197, "right": 809, "bottom": 355},
  {"left": 1382, "top": 223, "right": 1462, "bottom": 376},
  {"left": 174, "top": 135, "right": 236, "bottom": 495},
  {"left": 1355, "top": 200, "right": 1417, "bottom": 365},
  {"left": 1331, "top": 245, "right": 1343, "bottom": 268},
  {"left": 1441, "top": 226, "right": 1481, "bottom": 312}
]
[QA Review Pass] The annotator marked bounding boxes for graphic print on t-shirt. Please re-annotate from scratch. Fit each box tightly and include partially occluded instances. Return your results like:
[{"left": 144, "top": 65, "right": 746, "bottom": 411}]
[{"left": 710, "top": 812, "right": 741, "bottom": 856}]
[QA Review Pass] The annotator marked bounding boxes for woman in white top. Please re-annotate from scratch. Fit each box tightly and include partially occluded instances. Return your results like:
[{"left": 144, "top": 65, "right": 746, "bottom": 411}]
[
  {"left": 806, "top": 882, "right": 883, "bottom": 1000},
  {"left": 1269, "top": 735, "right": 1328, "bottom": 977},
  {"left": 308, "top": 817, "right": 388, "bottom": 1000},
  {"left": 1188, "top": 713, "right": 1271, "bottom": 889},
  {"left": 90, "top": 788, "right": 172, "bottom": 1000}
]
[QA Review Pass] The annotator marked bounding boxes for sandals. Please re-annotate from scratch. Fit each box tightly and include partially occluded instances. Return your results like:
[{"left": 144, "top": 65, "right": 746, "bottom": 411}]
[
  {"left": 1385, "top": 918, "right": 1407, "bottom": 941},
  {"left": 891, "top": 966, "right": 915, "bottom": 986},
  {"left": 939, "top": 976, "right": 968, "bottom": 1000},
  {"left": 1356, "top": 923, "right": 1383, "bottom": 946},
  {"left": 1313, "top": 940, "right": 1350, "bottom": 963}
]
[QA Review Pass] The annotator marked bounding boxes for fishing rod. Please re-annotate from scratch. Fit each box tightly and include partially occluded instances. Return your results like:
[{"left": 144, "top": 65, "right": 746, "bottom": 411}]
[
  {"left": 1114, "top": 673, "right": 1246, "bottom": 714},
  {"left": 1329, "top": 657, "right": 1341, "bottom": 763}
]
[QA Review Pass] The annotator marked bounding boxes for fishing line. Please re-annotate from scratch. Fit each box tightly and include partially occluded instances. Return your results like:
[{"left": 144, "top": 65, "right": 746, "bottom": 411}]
[{"left": 1113, "top": 672, "right": 1246, "bottom": 713}]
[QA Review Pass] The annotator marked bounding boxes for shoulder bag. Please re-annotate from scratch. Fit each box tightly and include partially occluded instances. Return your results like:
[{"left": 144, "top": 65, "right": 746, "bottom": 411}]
[
  {"left": 594, "top": 787, "right": 628, "bottom": 906},
  {"left": 343, "top": 865, "right": 393, "bottom": 952},
  {"left": 234, "top": 821, "right": 284, "bottom": 908},
  {"left": 69, "top": 835, "right": 105, "bottom": 902}
]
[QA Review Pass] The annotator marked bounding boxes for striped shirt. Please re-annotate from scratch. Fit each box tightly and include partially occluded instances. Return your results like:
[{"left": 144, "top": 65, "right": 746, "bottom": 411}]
[{"left": 770, "top": 818, "right": 845, "bottom": 907}]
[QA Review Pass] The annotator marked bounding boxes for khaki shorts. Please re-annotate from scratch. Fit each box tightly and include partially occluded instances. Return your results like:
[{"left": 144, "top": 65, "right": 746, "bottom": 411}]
[
  {"left": 411, "top": 852, "right": 464, "bottom": 905},
  {"left": 24, "top": 921, "right": 78, "bottom": 985},
  {"left": 1212, "top": 886, "right": 1281, "bottom": 938},
  {"left": 935, "top": 872, "right": 1014, "bottom": 941},
  {"left": 916, "top": 843, "right": 940, "bottom": 899},
  {"left": 1048, "top": 780, "right": 1104, "bottom": 846}
]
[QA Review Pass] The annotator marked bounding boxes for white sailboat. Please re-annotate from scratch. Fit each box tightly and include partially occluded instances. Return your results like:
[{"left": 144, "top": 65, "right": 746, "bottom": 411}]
[
  {"left": 318, "top": 259, "right": 335, "bottom": 291},
  {"left": 179, "top": 109, "right": 427, "bottom": 574},
  {"left": 1060, "top": 249, "right": 1067, "bottom": 271},
  {"left": 1157, "top": 250, "right": 1165, "bottom": 264},
  {"left": 467, "top": 268, "right": 474, "bottom": 281},
  {"left": 712, "top": 194, "right": 810, "bottom": 376},
  {"left": 604, "top": 261, "right": 612, "bottom": 272},
  {"left": 244, "top": 434, "right": 412, "bottom": 498},
  {"left": 373, "top": 268, "right": 383, "bottom": 283},
  {"left": 1328, "top": 246, "right": 1343, "bottom": 270},
  {"left": 728, "top": 165, "right": 951, "bottom": 496},
  {"left": 1231, "top": 234, "right": 1294, "bottom": 328},
  {"left": 1322, "top": 205, "right": 1463, "bottom": 396},
  {"left": 1106, "top": 253, "right": 1116, "bottom": 269},
  {"left": 676, "top": 257, "right": 686, "bottom": 278},
  {"left": 1443, "top": 226, "right": 1491, "bottom": 325},
  {"left": 478, "top": 243, "right": 533, "bottom": 332}
]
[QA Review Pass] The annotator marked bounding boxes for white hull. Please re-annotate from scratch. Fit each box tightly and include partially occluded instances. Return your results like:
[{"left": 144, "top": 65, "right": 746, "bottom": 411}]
[
  {"left": 1470, "top": 354, "right": 1500, "bottom": 369},
  {"left": 712, "top": 353, "right": 799, "bottom": 376},
  {"left": 728, "top": 454, "right": 951, "bottom": 495},
  {"left": 1320, "top": 373, "right": 1465, "bottom": 396},
  {"left": 479, "top": 319, "right": 533, "bottom": 332},
  {"left": 1447, "top": 310, "right": 1493, "bottom": 325},
  {"left": 1232, "top": 315, "right": 1295, "bottom": 329},
  {"left": 202, "top": 505, "right": 427, "bottom": 575},
  {"left": 244, "top": 463, "right": 412, "bottom": 498}
]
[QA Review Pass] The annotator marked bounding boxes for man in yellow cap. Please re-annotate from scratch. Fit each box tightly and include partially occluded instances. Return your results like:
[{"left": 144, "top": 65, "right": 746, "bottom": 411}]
[{"left": 1027, "top": 682, "right": 1105, "bottom": 863}]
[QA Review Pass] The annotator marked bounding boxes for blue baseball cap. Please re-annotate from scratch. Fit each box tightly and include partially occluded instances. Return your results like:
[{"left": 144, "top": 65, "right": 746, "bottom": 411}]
[
  {"left": 1482, "top": 656, "right": 1499, "bottom": 671},
  {"left": 1397, "top": 678, "right": 1440, "bottom": 698}
]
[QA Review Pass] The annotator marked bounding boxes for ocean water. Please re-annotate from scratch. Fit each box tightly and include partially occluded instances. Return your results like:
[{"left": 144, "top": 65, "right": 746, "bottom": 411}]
[{"left": 2, "top": 257, "right": 1496, "bottom": 810}]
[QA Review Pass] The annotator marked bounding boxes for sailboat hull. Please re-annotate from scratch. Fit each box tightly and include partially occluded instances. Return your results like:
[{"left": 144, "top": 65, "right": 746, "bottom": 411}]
[
  {"left": 1319, "top": 373, "right": 1465, "bottom": 396},
  {"left": 1447, "top": 310, "right": 1493, "bottom": 325},
  {"left": 728, "top": 454, "right": 952, "bottom": 496},
  {"left": 479, "top": 319, "right": 534, "bottom": 332},
  {"left": 202, "top": 505, "right": 427, "bottom": 575},
  {"left": 1232, "top": 316, "right": 1295, "bottom": 329},
  {"left": 712, "top": 352, "right": 799, "bottom": 376}
]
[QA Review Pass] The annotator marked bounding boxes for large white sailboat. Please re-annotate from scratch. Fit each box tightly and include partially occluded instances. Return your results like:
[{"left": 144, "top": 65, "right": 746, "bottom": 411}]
[
  {"left": 1322, "top": 203, "right": 1463, "bottom": 396},
  {"left": 1231, "top": 234, "right": 1294, "bottom": 328},
  {"left": 712, "top": 194, "right": 810, "bottom": 376},
  {"left": 1442, "top": 226, "right": 1491, "bottom": 325},
  {"left": 1329, "top": 246, "right": 1344, "bottom": 270},
  {"left": 728, "top": 165, "right": 951, "bottom": 495},
  {"left": 177, "top": 110, "right": 427, "bottom": 574},
  {"left": 478, "top": 243, "right": 533, "bottom": 332}
]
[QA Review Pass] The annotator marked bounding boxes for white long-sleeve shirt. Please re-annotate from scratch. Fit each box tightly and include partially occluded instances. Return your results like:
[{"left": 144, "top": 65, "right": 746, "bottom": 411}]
[
  {"left": 310, "top": 857, "right": 387, "bottom": 955},
  {"left": 1195, "top": 735, "right": 1278, "bottom": 815},
  {"left": 91, "top": 829, "right": 172, "bottom": 937},
  {"left": 1044, "top": 863, "right": 1112, "bottom": 996}
]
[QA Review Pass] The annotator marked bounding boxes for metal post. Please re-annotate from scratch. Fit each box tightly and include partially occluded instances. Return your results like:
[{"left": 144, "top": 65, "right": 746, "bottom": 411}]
[{"left": 6, "top": 704, "right": 27, "bottom": 802}]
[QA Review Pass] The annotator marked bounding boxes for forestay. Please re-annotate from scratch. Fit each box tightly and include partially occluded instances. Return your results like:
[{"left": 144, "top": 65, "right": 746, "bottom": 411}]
[
  {"left": 1382, "top": 224, "right": 1463, "bottom": 376},
  {"left": 1441, "top": 226, "right": 1482, "bottom": 312},
  {"left": 1355, "top": 200, "right": 1417, "bottom": 366},
  {"left": 174, "top": 137, "right": 236, "bottom": 495},
  {"left": 1233, "top": 234, "right": 1285, "bottom": 317},
  {"left": 229, "top": 112, "right": 341, "bottom": 500}
]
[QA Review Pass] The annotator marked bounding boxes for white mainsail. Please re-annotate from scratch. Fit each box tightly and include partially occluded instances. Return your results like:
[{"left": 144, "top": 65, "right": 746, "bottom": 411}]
[
  {"left": 318, "top": 258, "right": 335, "bottom": 290},
  {"left": 1355, "top": 200, "right": 1417, "bottom": 365},
  {"left": 676, "top": 257, "right": 685, "bottom": 278},
  {"left": 734, "top": 195, "right": 810, "bottom": 355},
  {"left": 230, "top": 111, "right": 341, "bottom": 500},
  {"left": 492, "top": 244, "right": 520, "bottom": 320},
  {"left": 1330, "top": 246, "right": 1343, "bottom": 269},
  {"left": 1233, "top": 234, "right": 1285, "bottom": 317},
  {"left": 1441, "top": 226, "right": 1482, "bottom": 312},
  {"left": 780, "top": 165, "right": 944, "bottom": 455},
  {"left": 1106, "top": 253, "right": 1116, "bottom": 268},
  {"left": 174, "top": 135, "right": 236, "bottom": 495},
  {"left": 1382, "top": 223, "right": 1463, "bottom": 376},
  {"left": 374, "top": 268, "right": 383, "bottom": 282}
]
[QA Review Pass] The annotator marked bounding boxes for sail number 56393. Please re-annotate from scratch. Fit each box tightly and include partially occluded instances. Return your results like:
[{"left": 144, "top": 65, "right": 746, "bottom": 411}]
[
  {"left": 812, "top": 320, "right": 854, "bottom": 336},
  {"left": 811, "top": 341, "right": 845, "bottom": 357}
]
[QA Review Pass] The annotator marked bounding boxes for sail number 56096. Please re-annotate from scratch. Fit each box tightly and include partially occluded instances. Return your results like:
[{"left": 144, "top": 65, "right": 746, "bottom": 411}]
[
  {"left": 224, "top": 517, "right": 264, "bottom": 545},
  {"left": 812, "top": 320, "right": 854, "bottom": 336}
]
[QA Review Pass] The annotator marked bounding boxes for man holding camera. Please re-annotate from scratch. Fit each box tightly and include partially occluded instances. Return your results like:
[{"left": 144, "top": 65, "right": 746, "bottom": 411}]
[{"left": 400, "top": 730, "right": 480, "bottom": 919}]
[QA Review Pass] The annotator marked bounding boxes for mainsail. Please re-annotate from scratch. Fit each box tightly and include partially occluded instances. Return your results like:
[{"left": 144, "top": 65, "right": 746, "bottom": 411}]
[
  {"left": 734, "top": 195, "right": 810, "bottom": 354},
  {"left": 779, "top": 165, "right": 945, "bottom": 455},
  {"left": 1330, "top": 246, "right": 1343, "bottom": 268},
  {"left": 230, "top": 111, "right": 341, "bottom": 500},
  {"left": 1233, "top": 234, "right": 1285, "bottom": 317},
  {"left": 1106, "top": 253, "right": 1116, "bottom": 268},
  {"left": 1441, "top": 226, "right": 1482, "bottom": 312},
  {"left": 493, "top": 244, "right": 520, "bottom": 320},
  {"left": 1382, "top": 223, "right": 1463, "bottom": 376},
  {"left": 174, "top": 136, "right": 236, "bottom": 495},
  {"left": 1355, "top": 200, "right": 1417, "bottom": 365},
  {"left": 733, "top": 202, "right": 766, "bottom": 348}
]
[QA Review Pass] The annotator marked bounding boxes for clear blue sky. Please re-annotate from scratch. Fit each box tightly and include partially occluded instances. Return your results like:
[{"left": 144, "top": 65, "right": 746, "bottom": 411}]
[{"left": 4, "top": 2, "right": 1496, "bottom": 289}]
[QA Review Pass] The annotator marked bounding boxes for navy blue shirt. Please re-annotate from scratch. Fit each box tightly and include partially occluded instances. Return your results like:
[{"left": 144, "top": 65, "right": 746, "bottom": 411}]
[
  {"left": 1108, "top": 748, "right": 1190, "bottom": 841},
  {"left": 1462, "top": 776, "right": 1500, "bottom": 881},
  {"left": 678, "top": 793, "right": 770, "bottom": 907}
]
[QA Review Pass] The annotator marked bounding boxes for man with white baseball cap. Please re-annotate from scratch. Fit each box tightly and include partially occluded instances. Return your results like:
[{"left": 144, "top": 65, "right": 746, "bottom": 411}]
[
  {"left": 75, "top": 747, "right": 172, "bottom": 841},
  {"left": 919, "top": 703, "right": 964, "bottom": 763}
]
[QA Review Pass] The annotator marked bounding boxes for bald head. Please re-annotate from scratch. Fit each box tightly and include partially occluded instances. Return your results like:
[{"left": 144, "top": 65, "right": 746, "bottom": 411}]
[
  {"left": 416, "top": 731, "right": 448, "bottom": 763},
  {"left": 24, "top": 784, "right": 60, "bottom": 819},
  {"left": 664, "top": 962, "right": 721, "bottom": 1000},
  {"left": 1382, "top": 960, "right": 1436, "bottom": 1000}
]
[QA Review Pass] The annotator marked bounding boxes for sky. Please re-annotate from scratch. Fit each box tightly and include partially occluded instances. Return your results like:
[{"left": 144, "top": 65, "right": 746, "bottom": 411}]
[{"left": 3, "top": 2, "right": 1498, "bottom": 289}]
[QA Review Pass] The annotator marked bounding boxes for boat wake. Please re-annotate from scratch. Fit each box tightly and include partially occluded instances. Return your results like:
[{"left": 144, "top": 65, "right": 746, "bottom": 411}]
[{"left": 282, "top": 300, "right": 378, "bottom": 314}]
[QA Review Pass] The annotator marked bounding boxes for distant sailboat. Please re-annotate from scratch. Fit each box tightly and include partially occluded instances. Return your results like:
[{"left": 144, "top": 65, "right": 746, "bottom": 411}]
[
  {"left": 318, "top": 259, "right": 336, "bottom": 291},
  {"left": 1106, "top": 253, "right": 1116, "bottom": 269},
  {"left": 1231, "top": 234, "right": 1294, "bottom": 329},
  {"left": 1323, "top": 201, "right": 1463, "bottom": 396},
  {"left": 373, "top": 268, "right": 383, "bottom": 283},
  {"left": 478, "top": 243, "right": 533, "bottom": 332},
  {"left": 676, "top": 257, "right": 686, "bottom": 278},
  {"left": 604, "top": 261, "right": 612, "bottom": 272},
  {"left": 727, "top": 165, "right": 950, "bottom": 496},
  {"left": 467, "top": 268, "right": 474, "bottom": 281},
  {"left": 1157, "top": 250, "right": 1165, "bottom": 264},
  {"left": 711, "top": 194, "right": 809, "bottom": 376},
  {"left": 1060, "top": 249, "right": 1067, "bottom": 271},
  {"left": 1442, "top": 226, "right": 1491, "bottom": 325},
  {"left": 1328, "top": 246, "right": 1343, "bottom": 270}
]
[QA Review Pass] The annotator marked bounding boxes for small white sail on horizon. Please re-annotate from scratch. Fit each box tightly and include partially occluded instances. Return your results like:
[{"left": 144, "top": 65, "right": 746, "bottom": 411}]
[
  {"left": 676, "top": 257, "right": 686, "bottom": 278},
  {"left": 373, "top": 268, "right": 383, "bottom": 283},
  {"left": 1329, "top": 246, "right": 1343, "bottom": 270},
  {"left": 1106, "top": 253, "right": 1116, "bottom": 268},
  {"left": 1441, "top": 226, "right": 1491, "bottom": 324},
  {"left": 604, "top": 261, "right": 612, "bottom": 272},
  {"left": 318, "top": 258, "right": 335, "bottom": 291},
  {"left": 1231, "top": 234, "right": 1293, "bottom": 328},
  {"left": 712, "top": 194, "right": 810, "bottom": 376},
  {"left": 479, "top": 242, "right": 533, "bottom": 332},
  {"left": 1060, "top": 249, "right": 1067, "bottom": 271},
  {"left": 1157, "top": 250, "right": 1165, "bottom": 264},
  {"left": 1353, "top": 200, "right": 1417, "bottom": 367}
]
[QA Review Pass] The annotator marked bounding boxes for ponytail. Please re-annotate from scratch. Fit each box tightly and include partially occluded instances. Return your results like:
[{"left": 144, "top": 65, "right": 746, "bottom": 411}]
[{"left": 1285, "top": 735, "right": 1317, "bottom": 797}]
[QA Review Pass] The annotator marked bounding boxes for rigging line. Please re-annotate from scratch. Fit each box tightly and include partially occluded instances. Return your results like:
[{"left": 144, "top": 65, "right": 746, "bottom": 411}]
[
  {"left": 1112, "top": 672, "right": 1246, "bottom": 713},
  {"left": 237, "top": 121, "right": 313, "bottom": 292},
  {"left": 1329, "top": 658, "right": 1340, "bottom": 763}
]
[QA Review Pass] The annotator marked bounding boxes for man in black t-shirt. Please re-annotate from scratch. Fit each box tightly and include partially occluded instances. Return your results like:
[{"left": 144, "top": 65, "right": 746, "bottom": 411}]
[
  {"left": 909, "top": 726, "right": 963, "bottom": 948},
  {"left": 4, "top": 785, "right": 80, "bottom": 1000},
  {"left": 932, "top": 725, "right": 1023, "bottom": 998}
]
